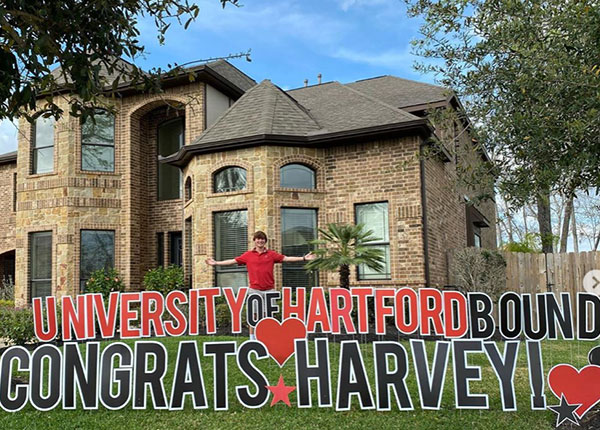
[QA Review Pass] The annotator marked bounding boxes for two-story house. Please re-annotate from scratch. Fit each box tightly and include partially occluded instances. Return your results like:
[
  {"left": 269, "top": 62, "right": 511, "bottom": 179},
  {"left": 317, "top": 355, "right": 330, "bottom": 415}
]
[{"left": 0, "top": 60, "right": 496, "bottom": 307}]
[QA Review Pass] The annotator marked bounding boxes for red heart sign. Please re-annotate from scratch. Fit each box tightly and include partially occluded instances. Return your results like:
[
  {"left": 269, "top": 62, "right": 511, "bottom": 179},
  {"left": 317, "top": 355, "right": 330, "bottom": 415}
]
[
  {"left": 548, "top": 364, "right": 600, "bottom": 418},
  {"left": 255, "top": 317, "right": 307, "bottom": 366}
]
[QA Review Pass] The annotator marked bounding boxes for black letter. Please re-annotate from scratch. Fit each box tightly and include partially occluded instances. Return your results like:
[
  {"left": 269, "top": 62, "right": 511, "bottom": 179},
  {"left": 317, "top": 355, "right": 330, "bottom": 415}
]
[
  {"left": 100, "top": 343, "right": 132, "bottom": 410},
  {"left": 295, "top": 338, "right": 332, "bottom": 407},
  {"left": 0, "top": 346, "right": 29, "bottom": 411},
  {"left": 63, "top": 342, "right": 99, "bottom": 409},
  {"left": 170, "top": 341, "right": 207, "bottom": 409},
  {"left": 336, "top": 341, "right": 374, "bottom": 410},
  {"left": 468, "top": 293, "right": 494, "bottom": 339},
  {"left": 133, "top": 341, "right": 168, "bottom": 409},
  {"left": 236, "top": 341, "right": 269, "bottom": 408},
  {"left": 30, "top": 345, "right": 62, "bottom": 410},
  {"left": 410, "top": 339, "right": 449, "bottom": 409},
  {"left": 204, "top": 341, "right": 236, "bottom": 410},
  {"left": 374, "top": 342, "right": 412, "bottom": 410}
]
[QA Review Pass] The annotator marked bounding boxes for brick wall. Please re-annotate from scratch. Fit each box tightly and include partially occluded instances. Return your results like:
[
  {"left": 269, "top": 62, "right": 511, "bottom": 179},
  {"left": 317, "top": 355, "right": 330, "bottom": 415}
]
[
  {"left": 0, "top": 161, "right": 16, "bottom": 280},
  {"left": 185, "top": 136, "right": 428, "bottom": 289}
]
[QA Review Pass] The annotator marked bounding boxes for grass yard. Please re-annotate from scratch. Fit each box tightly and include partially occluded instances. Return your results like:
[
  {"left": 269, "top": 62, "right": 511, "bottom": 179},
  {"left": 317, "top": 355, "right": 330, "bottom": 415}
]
[{"left": 0, "top": 335, "right": 595, "bottom": 430}]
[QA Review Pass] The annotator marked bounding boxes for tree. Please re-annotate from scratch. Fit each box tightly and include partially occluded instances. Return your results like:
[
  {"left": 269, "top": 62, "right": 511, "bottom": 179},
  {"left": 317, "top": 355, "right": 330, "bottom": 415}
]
[
  {"left": 0, "top": 0, "right": 241, "bottom": 121},
  {"left": 304, "top": 223, "right": 386, "bottom": 289},
  {"left": 406, "top": 0, "right": 600, "bottom": 253}
]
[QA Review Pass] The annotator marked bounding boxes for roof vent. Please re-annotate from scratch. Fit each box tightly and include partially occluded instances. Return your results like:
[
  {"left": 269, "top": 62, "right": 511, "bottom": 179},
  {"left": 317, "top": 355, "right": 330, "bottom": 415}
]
[
  {"left": 317, "top": 73, "right": 322, "bottom": 84},
  {"left": 304, "top": 79, "right": 308, "bottom": 87}
]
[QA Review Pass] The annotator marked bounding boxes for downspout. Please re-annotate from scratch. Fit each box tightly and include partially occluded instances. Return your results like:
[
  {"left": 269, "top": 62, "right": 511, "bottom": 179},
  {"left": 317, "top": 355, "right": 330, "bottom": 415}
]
[{"left": 419, "top": 142, "right": 431, "bottom": 287}]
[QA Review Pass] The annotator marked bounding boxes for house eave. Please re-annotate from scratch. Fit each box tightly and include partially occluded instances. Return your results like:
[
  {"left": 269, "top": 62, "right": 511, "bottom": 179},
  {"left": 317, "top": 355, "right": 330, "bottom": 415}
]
[{"left": 162, "top": 119, "right": 433, "bottom": 168}]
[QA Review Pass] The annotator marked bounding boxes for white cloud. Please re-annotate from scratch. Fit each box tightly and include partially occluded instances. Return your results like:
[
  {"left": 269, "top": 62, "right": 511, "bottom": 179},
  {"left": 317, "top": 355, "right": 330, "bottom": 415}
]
[
  {"left": 336, "top": 0, "right": 391, "bottom": 12},
  {"left": 332, "top": 47, "right": 415, "bottom": 69},
  {"left": 0, "top": 120, "right": 18, "bottom": 154}
]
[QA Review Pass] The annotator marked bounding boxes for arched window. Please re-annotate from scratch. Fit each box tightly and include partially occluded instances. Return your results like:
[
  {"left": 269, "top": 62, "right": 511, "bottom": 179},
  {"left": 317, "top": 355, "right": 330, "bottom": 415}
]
[
  {"left": 280, "top": 163, "right": 315, "bottom": 189},
  {"left": 81, "top": 109, "right": 115, "bottom": 172},
  {"left": 213, "top": 166, "right": 247, "bottom": 193},
  {"left": 157, "top": 117, "right": 184, "bottom": 200},
  {"left": 184, "top": 176, "right": 192, "bottom": 202},
  {"left": 32, "top": 114, "right": 55, "bottom": 174}
]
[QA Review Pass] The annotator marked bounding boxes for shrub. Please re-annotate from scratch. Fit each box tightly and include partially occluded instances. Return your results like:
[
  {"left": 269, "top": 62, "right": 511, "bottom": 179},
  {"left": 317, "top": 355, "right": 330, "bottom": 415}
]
[
  {"left": 0, "top": 299, "right": 14, "bottom": 308},
  {"left": 0, "top": 307, "right": 36, "bottom": 345},
  {"left": 449, "top": 247, "right": 507, "bottom": 301},
  {"left": 0, "top": 276, "right": 15, "bottom": 301},
  {"left": 85, "top": 268, "right": 125, "bottom": 298},
  {"left": 143, "top": 265, "right": 185, "bottom": 295}
]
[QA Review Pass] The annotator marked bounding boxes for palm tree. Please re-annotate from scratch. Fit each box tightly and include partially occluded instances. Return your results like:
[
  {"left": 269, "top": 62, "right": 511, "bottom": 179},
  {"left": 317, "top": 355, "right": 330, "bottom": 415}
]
[{"left": 305, "top": 223, "right": 386, "bottom": 289}]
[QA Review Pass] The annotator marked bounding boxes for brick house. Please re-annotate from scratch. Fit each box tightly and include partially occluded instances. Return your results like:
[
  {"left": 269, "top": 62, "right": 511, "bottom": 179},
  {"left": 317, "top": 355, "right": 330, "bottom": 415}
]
[{"left": 0, "top": 60, "right": 496, "bottom": 307}]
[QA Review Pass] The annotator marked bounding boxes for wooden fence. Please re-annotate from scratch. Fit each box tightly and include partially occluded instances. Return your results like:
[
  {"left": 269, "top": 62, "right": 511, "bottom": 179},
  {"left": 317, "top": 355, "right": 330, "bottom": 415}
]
[{"left": 503, "top": 250, "right": 600, "bottom": 294}]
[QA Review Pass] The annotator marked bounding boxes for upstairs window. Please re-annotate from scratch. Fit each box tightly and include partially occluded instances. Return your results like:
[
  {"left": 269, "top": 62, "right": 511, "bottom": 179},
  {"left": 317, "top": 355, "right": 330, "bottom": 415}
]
[
  {"left": 158, "top": 118, "right": 184, "bottom": 200},
  {"left": 214, "top": 166, "right": 247, "bottom": 193},
  {"left": 81, "top": 109, "right": 115, "bottom": 172},
  {"left": 33, "top": 115, "right": 55, "bottom": 174},
  {"left": 280, "top": 163, "right": 315, "bottom": 189},
  {"left": 355, "top": 202, "right": 391, "bottom": 280}
]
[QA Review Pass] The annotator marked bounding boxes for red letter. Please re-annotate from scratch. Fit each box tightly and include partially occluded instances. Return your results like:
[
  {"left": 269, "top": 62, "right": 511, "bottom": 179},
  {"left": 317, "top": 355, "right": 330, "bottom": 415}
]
[
  {"left": 351, "top": 287, "right": 373, "bottom": 334},
  {"left": 283, "top": 287, "right": 306, "bottom": 321},
  {"left": 120, "top": 292, "right": 141, "bottom": 338},
  {"left": 395, "top": 287, "right": 419, "bottom": 334},
  {"left": 189, "top": 289, "right": 199, "bottom": 335},
  {"left": 443, "top": 291, "right": 468, "bottom": 338},
  {"left": 32, "top": 296, "right": 57, "bottom": 342},
  {"left": 141, "top": 291, "right": 165, "bottom": 337},
  {"left": 419, "top": 288, "right": 444, "bottom": 336},
  {"left": 199, "top": 288, "right": 220, "bottom": 334},
  {"left": 165, "top": 290, "right": 188, "bottom": 336},
  {"left": 330, "top": 288, "right": 355, "bottom": 334},
  {"left": 223, "top": 287, "right": 247, "bottom": 333},
  {"left": 93, "top": 292, "right": 119, "bottom": 338},
  {"left": 375, "top": 288, "right": 395, "bottom": 335},
  {"left": 306, "top": 288, "right": 331, "bottom": 333},
  {"left": 62, "top": 295, "right": 87, "bottom": 341}
]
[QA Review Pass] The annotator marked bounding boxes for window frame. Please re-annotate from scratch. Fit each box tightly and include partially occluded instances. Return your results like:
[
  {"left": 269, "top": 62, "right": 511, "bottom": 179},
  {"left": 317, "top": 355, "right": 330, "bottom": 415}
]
[
  {"left": 213, "top": 209, "right": 248, "bottom": 288},
  {"left": 81, "top": 108, "right": 116, "bottom": 173},
  {"left": 281, "top": 207, "right": 318, "bottom": 288},
  {"left": 29, "top": 231, "right": 53, "bottom": 302},
  {"left": 213, "top": 166, "right": 248, "bottom": 193},
  {"left": 279, "top": 163, "right": 316, "bottom": 190},
  {"left": 79, "top": 229, "right": 116, "bottom": 292},
  {"left": 354, "top": 201, "right": 391, "bottom": 281},
  {"left": 157, "top": 117, "right": 185, "bottom": 200},
  {"left": 32, "top": 114, "right": 55, "bottom": 175}
]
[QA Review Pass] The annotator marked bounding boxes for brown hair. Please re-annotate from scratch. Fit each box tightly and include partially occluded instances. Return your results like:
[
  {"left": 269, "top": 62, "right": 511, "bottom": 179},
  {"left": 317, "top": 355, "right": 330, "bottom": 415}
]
[{"left": 253, "top": 231, "right": 268, "bottom": 241}]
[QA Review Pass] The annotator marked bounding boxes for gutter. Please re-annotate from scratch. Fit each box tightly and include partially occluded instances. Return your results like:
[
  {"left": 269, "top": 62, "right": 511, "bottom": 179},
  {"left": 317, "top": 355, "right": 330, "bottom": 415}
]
[
  {"left": 419, "top": 142, "right": 431, "bottom": 287},
  {"left": 0, "top": 151, "right": 17, "bottom": 165},
  {"left": 162, "top": 119, "right": 433, "bottom": 168}
]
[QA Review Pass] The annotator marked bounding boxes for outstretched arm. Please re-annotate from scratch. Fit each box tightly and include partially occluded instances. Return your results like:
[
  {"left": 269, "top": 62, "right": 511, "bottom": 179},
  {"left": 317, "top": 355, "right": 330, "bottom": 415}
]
[
  {"left": 205, "top": 257, "right": 238, "bottom": 266},
  {"left": 282, "top": 252, "right": 316, "bottom": 263}
]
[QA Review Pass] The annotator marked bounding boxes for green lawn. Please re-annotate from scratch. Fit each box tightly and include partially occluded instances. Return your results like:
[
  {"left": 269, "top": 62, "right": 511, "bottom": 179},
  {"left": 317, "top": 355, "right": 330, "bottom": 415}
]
[{"left": 0, "top": 335, "right": 595, "bottom": 430}]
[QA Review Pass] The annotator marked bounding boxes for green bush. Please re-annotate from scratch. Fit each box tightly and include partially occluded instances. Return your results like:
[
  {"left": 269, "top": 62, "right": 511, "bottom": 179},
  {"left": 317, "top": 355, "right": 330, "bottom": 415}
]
[
  {"left": 449, "top": 247, "right": 507, "bottom": 301},
  {"left": 0, "top": 307, "right": 36, "bottom": 345},
  {"left": 0, "top": 299, "right": 14, "bottom": 308},
  {"left": 85, "top": 268, "right": 125, "bottom": 298},
  {"left": 0, "top": 276, "right": 14, "bottom": 301},
  {"left": 143, "top": 265, "right": 185, "bottom": 295},
  {"left": 215, "top": 303, "right": 232, "bottom": 329}
]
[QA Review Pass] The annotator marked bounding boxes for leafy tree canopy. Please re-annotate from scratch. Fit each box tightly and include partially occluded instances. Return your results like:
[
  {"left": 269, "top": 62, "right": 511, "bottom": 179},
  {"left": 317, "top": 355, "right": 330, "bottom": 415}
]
[
  {"left": 406, "top": 0, "right": 600, "bottom": 251},
  {"left": 0, "top": 0, "right": 240, "bottom": 121}
]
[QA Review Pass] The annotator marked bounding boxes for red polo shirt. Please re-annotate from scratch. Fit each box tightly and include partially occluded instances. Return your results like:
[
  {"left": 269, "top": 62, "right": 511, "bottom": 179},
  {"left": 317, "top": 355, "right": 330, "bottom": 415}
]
[{"left": 235, "top": 249, "right": 285, "bottom": 291}]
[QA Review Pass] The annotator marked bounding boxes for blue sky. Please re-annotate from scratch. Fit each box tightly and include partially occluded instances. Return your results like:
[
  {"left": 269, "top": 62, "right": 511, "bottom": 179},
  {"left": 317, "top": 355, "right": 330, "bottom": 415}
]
[{"left": 0, "top": 0, "right": 430, "bottom": 155}]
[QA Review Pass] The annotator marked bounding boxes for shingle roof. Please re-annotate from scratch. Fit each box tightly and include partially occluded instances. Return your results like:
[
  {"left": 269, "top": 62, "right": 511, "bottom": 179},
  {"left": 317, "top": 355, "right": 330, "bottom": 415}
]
[
  {"left": 288, "top": 82, "right": 421, "bottom": 133},
  {"left": 0, "top": 151, "right": 17, "bottom": 164},
  {"left": 50, "top": 57, "right": 138, "bottom": 87},
  {"left": 194, "top": 80, "right": 321, "bottom": 145},
  {"left": 346, "top": 75, "right": 452, "bottom": 110},
  {"left": 205, "top": 59, "right": 256, "bottom": 92}
]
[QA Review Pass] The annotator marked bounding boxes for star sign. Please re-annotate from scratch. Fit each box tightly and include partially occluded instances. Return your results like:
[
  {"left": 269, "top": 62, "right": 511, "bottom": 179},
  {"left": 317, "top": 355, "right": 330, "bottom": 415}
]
[
  {"left": 548, "top": 394, "right": 581, "bottom": 427},
  {"left": 266, "top": 375, "right": 296, "bottom": 407}
]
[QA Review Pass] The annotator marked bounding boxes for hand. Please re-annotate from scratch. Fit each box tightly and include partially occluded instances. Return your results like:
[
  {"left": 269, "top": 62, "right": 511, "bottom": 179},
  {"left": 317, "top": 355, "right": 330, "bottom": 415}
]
[
  {"left": 304, "top": 252, "right": 316, "bottom": 261},
  {"left": 205, "top": 257, "right": 217, "bottom": 266}
]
